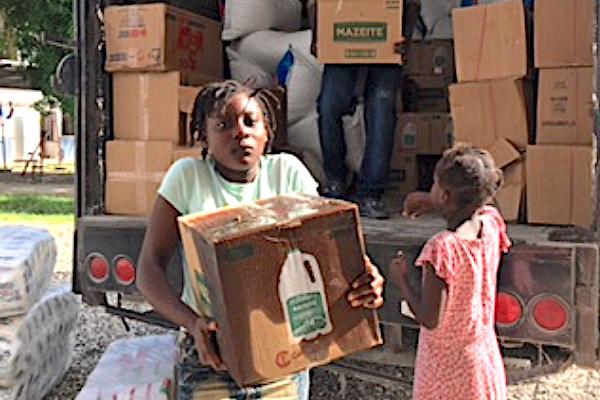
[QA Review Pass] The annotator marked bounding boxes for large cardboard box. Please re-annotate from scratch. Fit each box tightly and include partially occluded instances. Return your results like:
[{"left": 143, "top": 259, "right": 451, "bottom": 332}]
[
  {"left": 317, "top": 0, "right": 404, "bottom": 64},
  {"left": 449, "top": 78, "right": 531, "bottom": 150},
  {"left": 104, "top": 3, "right": 223, "bottom": 81},
  {"left": 178, "top": 194, "right": 382, "bottom": 386},
  {"left": 113, "top": 72, "right": 216, "bottom": 144},
  {"left": 534, "top": 0, "right": 594, "bottom": 68},
  {"left": 526, "top": 145, "right": 593, "bottom": 227},
  {"left": 536, "top": 68, "right": 593, "bottom": 146},
  {"left": 105, "top": 141, "right": 174, "bottom": 216},
  {"left": 388, "top": 151, "right": 419, "bottom": 196},
  {"left": 452, "top": 1, "right": 527, "bottom": 82},
  {"left": 395, "top": 113, "right": 453, "bottom": 155},
  {"left": 405, "top": 39, "right": 455, "bottom": 77}
]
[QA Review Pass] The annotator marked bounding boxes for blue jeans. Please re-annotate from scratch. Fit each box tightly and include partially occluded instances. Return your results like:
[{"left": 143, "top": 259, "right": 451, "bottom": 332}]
[{"left": 317, "top": 64, "right": 400, "bottom": 198}]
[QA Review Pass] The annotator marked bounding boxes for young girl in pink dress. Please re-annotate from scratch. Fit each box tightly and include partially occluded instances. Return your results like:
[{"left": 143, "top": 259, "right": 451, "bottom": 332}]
[{"left": 390, "top": 143, "right": 510, "bottom": 400}]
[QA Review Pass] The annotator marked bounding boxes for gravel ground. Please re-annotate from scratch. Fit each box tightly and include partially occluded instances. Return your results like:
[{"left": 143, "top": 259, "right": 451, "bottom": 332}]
[{"left": 21, "top": 223, "right": 598, "bottom": 400}]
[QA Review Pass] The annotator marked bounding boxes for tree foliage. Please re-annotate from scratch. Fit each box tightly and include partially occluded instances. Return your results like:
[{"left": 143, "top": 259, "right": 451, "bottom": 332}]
[{"left": 0, "top": 0, "right": 74, "bottom": 115}]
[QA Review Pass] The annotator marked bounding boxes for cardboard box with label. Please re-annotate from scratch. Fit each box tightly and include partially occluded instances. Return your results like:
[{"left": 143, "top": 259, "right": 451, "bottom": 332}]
[
  {"left": 113, "top": 71, "right": 217, "bottom": 144},
  {"left": 104, "top": 3, "right": 223, "bottom": 81},
  {"left": 449, "top": 78, "right": 531, "bottom": 150},
  {"left": 536, "top": 67, "right": 593, "bottom": 146},
  {"left": 105, "top": 140, "right": 174, "bottom": 216},
  {"left": 317, "top": 0, "right": 404, "bottom": 64},
  {"left": 388, "top": 151, "right": 419, "bottom": 195},
  {"left": 405, "top": 39, "right": 455, "bottom": 77},
  {"left": 534, "top": 0, "right": 594, "bottom": 68},
  {"left": 178, "top": 194, "right": 382, "bottom": 386},
  {"left": 526, "top": 145, "right": 593, "bottom": 227},
  {"left": 452, "top": 0, "right": 527, "bottom": 82},
  {"left": 395, "top": 113, "right": 453, "bottom": 154}
]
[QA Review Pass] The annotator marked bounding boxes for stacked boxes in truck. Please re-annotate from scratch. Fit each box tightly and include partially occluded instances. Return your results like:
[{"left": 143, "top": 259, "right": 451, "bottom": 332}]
[{"left": 72, "top": 0, "right": 600, "bottom": 381}]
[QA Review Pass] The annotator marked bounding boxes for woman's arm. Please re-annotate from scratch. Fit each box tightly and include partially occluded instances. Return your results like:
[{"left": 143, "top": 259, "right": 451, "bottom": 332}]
[
  {"left": 390, "top": 255, "right": 447, "bottom": 329},
  {"left": 137, "top": 195, "right": 225, "bottom": 370}
]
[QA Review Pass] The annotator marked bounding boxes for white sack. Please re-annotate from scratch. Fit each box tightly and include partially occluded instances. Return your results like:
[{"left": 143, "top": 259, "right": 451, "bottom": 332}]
[
  {"left": 222, "top": 0, "right": 302, "bottom": 41},
  {"left": 75, "top": 334, "right": 179, "bottom": 400},
  {"left": 0, "top": 225, "right": 56, "bottom": 318},
  {"left": 231, "top": 29, "right": 312, "bottom": 76}
]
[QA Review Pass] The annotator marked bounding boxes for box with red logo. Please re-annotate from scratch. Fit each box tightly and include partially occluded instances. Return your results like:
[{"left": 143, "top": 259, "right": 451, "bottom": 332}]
[{"left": 104, "top": 3, "right": 223, "bottom": 82}]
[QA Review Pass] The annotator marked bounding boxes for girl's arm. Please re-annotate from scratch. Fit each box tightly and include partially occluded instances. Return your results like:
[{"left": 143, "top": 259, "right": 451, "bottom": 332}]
[
  {"left": 390, "top": 255, "right": 447, "bottom": 330},
  {"left": 402, "top": 191, "right": 438, "bottom": 219},
  {"left": 137, "top": 195, "right": 225, "bottom": 371}
]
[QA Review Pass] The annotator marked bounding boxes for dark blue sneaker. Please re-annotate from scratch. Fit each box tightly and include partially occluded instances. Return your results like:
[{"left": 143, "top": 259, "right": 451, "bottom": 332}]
[
  {"left": 359, "top": 197, "right": 389, "bottom": 219},
  {"left": 320, "top": 179, "right": 347, "bottom": 199}
]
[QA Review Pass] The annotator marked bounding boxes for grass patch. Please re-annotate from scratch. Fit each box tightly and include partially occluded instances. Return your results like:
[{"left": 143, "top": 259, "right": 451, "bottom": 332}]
[{"left": 0, "top": 194, "right": 74, "bottom": 225}]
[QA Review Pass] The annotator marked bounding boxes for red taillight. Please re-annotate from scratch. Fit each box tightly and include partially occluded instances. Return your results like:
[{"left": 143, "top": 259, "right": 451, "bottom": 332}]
[
  {"left": 495, "top": 291, "right": 523, "bottom": 328},
  {"left": 531, "top": 295, "right": 569, "bottom": 332},
  {"left": 114, "top": 256, "right": 136, "bottom": 285},
  {"left": 87, "top": 253, "right": 109, "bottom": 283}
]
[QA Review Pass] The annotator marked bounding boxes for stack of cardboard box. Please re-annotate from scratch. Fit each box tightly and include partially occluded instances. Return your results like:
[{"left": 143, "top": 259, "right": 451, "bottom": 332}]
[
  {"left": 103, "top": 3, "right": 223, "bottom": 216},
  {"left": 449, "top": 0, "right": 531, "bottom": 222},
  {"left": 527, "top": 0, "right": 594, "bottom": 227},
  {"left": 391, "top": 39, "right": 455, "bottom": 196}
]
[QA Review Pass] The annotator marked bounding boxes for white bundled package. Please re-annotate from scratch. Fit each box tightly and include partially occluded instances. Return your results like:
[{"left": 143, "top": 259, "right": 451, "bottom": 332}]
[
  {"left": 222, "top": 0, "right": 302, "bottom": 41},
  {"left": 0, "top": 225, "right": 57, "bottom": 318},
  {"left": 0, "top": 285, "right": 79, "bottom": 400},
  {"left": 76, "top": 334, "right": 179, "bottom": 400}
]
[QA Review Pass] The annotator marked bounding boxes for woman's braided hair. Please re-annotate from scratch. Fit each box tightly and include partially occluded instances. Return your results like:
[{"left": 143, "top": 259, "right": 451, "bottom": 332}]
[
  {"left": 189, "top": 80, "right": 281, "bottom": 158},
  {"left": 434, "top": 143, "right": 504, "bottom": 211}
]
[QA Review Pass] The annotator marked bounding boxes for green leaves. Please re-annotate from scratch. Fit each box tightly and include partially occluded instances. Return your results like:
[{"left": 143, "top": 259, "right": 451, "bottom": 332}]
[{"left": 0, "top": 0, "right": 74, "bottom": 115}]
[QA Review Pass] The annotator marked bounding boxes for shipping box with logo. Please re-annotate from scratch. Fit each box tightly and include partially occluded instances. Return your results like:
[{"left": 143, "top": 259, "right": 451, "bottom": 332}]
[
  {"left": 526, "top": 145, "right": 593, "bottom": 227},
  {"left": 388, "top": 151, "right": 419, "bottom": 196},
  {"left": 105, "top": 140, "right": 174, "bottom": 217},
  {"left": 104, "top": 3, "right": 223, "bottom": 81},
  {"left": 405, "top": 39, "right": 455, "bottom": 78},
  {"left": 395, "top": 113, "right": 453, "bottom": 155},
  {"left": 113, "top": 71, "right": 217, "bottom": 144},
  {"left": 534, "top": 0, "right": 594, "bottom": 68},
  {"left": 317, "top": 0, "right": 404, "bottom": 64},
  {"left": 452, "top": 0, "right": 527, "bottom": 82},
  {"left": 178, "top": 194, "right": 382, "bottom": 387},
  {"left": 449, "top": 78, "right": 531, "bottom": 151},
  {"left": 536, "top": 67, "right": 593, "bottom": 146}
]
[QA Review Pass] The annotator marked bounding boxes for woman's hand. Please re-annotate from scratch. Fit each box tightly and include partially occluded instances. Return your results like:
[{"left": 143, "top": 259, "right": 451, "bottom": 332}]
[
  {"left": 388, "top": 251, "right": 411, "bottom": 289},
  {"left": 347, "top": 256, "right": 385, "bottom": 309},
  {"left": 402, "top": 191, "right": 435, "bottom": 219},
  {"left": 189, "top": 315, "right": 227, "bottom": 371}
]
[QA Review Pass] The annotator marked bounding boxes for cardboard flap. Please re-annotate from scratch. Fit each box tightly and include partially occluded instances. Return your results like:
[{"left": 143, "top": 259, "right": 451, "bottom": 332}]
[{"left": 488, "top": 138, "right": 521, "bottom": 169}]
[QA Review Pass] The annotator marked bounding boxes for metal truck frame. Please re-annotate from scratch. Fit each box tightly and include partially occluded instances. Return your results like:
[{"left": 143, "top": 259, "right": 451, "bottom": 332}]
[{"left": 71, "top": 0, "right": 600, "bottom": 384}]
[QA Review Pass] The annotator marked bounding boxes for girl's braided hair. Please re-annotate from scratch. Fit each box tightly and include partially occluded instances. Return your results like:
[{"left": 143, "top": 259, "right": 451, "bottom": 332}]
[
  {"left": 189, "top": 80, "right": 281, "bottom": 158},
  {"left": 435, "top": 143, "right": 504, "bottom": 211}
]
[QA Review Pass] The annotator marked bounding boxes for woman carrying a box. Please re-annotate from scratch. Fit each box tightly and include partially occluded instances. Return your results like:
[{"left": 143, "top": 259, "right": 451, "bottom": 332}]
[{"left": 137, "top": 80, "right": 385, "bottom": 399}]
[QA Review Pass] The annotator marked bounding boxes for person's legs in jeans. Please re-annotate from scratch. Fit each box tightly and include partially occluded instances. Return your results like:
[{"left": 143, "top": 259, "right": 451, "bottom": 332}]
[
  {"left": 317, "top": 64, "right": 359, "bottom": 197},
  {"left": 356, "top": 65, "right": 400, "bottom": 218}
]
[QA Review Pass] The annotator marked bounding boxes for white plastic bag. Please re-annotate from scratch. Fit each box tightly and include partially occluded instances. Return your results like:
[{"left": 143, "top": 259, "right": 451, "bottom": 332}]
[
  {"left": 222, "top": 0, "right": 302, "bottom": 41},
  {"left": 226, "top": 47, "right": 273, "bottom": 85},
  {"left": 0, "top": 225, "right": 56, "bottom": 318},
  {"left": 0, "top": 285, "right": 79, "bottom": 400},
  {"left": 75, "top": 334, "right": 179, "bottom": 400},
  {"left": 278, "top": 47, "right": 323, "bottom": 125},
  {"left": 230, "top": 29, "right": 312, "bottom": 75}
]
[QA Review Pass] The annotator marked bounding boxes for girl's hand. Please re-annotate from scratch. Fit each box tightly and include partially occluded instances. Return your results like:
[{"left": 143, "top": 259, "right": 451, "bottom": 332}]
[
  {"left": 347, "top": 256, "right": 385, "bottom": 309},
  {"left": 402, "top": 191, "right": 435, "bottom": 219},
  {"left": 388, "top": 251, "right": 411, "bottom": 289},
  {"left": 189, "top": 316, "right": 227, "bottom": 371}
]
